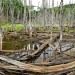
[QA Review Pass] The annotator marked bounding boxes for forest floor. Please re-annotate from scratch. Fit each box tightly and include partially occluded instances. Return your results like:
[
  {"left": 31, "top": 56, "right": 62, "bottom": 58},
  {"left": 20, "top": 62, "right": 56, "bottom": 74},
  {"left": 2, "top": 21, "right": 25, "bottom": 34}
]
[{"left": 0, "top": 24, "right": 75, "bottom": 75}]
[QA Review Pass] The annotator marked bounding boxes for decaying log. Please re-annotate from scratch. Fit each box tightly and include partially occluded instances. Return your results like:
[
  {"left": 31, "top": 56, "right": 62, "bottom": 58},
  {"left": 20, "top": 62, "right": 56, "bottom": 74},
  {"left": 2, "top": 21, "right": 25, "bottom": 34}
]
[
  {"left": 32, "top": 59, "right": 75, "bottom": 66},
  {"left": 0, "top": 55, "right": 75, "bottom": 74},
  {"left": 57, "top": 43, "right": 74, "bottom": 52},
  {"left": 46, "top": 44, "right": 74, "bottom": 62},
  {"left": 0, "top": 55, "right": 43, "bottom": 73},
  {"left": 26, "top": 35, "right": 60, "bottom": 61},
  {"left": 0, "top": 49, "right": 33, "bottom": 53},
  {"left": 62, "top": 39, "right": 75, "bottom": 43}
]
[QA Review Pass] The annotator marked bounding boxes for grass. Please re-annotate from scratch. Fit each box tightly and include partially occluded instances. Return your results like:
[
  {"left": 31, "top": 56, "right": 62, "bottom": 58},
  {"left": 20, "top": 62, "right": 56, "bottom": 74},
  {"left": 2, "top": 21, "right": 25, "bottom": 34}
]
[
  {"left": 69, "top": 28, "right": 75, "bottom": 33},
  {"left": 1, "top": 24, "right": 23, "bottom": 31},
  {"left": 1, "top": 23, "right": 75, "bottom": 33}
]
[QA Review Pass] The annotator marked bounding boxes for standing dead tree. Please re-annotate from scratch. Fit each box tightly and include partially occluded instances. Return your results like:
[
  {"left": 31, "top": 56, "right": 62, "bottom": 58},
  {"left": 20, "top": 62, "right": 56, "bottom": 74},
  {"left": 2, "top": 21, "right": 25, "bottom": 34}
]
[
  {"left": 10, "top": 0, "right": 15, "bottom": 31},
  {"left": 0, "top": 0, "right": 2, "bottom": 27},
  {"left": 23, "top": 0, "right": 27, "bottom": 31},
  {"left": 42, "top": 0, "right": 48, "bottom": 28},
  {"left": 6, "top": 0, "right": 9, "bottom": 31},
  {"left": 59, "top": 0, "right": 63, "bottom": 40},
  {"left": 16, "top": 0, "right": 20, "bottom": 23},
  {"left": 51, "top": 0, "right": 54, "bottom": 39},
  {"left": 29, "top": 0, "right": 33, "bottom": 37},
  {"left": 66, "top": 1, "right": 71, "bottom": 32},
  {"left": 0, "top": 0, "right": 2, "bottom": 50}
]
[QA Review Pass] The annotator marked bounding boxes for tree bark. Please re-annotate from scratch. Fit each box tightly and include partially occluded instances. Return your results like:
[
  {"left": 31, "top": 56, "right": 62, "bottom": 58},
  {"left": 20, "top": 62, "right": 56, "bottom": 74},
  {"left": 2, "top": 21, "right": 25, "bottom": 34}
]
[
  {"left": 51, "top": 0, "right": 54, "bottom": 39},
  {"left": 10, "top": 1, "right": 15, "bottom": 31},
  {"left": 23, "top": 0, "right": 27, "bottom": 30},
  {"left": 0, "top": 0, "right": 2, "bottom": 50},
  {"left": 26, "top": 35, "right": 59, "bottom": 61},
  {"left": 29, "top": 0, "right": 33, "bottom": 37},
  {"left": 0, "top": 55, "right": 75, "bottom": 74},
  {"left": 59, "top": 0, "right": 63, "bottom": 41},
  {"left": 0, "top": 0, "right": 2, "bottom": 28}
]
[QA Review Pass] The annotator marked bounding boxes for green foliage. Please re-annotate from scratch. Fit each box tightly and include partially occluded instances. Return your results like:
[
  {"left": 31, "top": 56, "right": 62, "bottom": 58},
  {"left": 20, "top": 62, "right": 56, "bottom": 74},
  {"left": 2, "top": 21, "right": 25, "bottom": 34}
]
[
  {"left": 54, "top": 4, "right": 75, "bottom": 16},
  {"left": 2, "top": 0, "right": 33, "bottom": 23},
  {"left": 2, "top": 0, "right": 24, "bottom": 22},
  {"left": 1, "top": 24, "right": 23, "bottom": 31}
]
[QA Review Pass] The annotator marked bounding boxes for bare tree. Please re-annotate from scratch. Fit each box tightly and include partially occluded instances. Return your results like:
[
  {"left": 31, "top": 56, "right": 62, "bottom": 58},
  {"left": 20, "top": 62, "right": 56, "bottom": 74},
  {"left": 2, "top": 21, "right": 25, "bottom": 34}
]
[
  {"left": 29, "top": 0, "right": 33, "bottom": 37},
  {"left": 0, "top": 0, "right": 2, "bottom": 27},
  {"left": 17, "top": 10, "right": 20, "bottom": 23},
  {"left": 66, "top": 1, "right": 71, "bottom": 32},
  {"left": 0, "top": 0, "right": 2, "bottom": 50},
  {"left": 0, "top": 0, "right": 2, "bottom": 29},
  {"left": 6, "top": 1, "right": 9, "bottom": 31},
  {"left": 41, "top": 0, "right": 49, "bottom": 29},
  {"left": 10, "top": 0, "right": 15, "bottom": 31},
  {"left": 23, "top": 0, "right": 27, "bottom": 31},
  {"left": 59, "top": 0, "right": 63, "bottom": 40},
  {"left": 42, "top": 0, "right": 45, "bottom": 26},
  {"left": 51, "top": 0, "right": 54, "bottom": 39}
]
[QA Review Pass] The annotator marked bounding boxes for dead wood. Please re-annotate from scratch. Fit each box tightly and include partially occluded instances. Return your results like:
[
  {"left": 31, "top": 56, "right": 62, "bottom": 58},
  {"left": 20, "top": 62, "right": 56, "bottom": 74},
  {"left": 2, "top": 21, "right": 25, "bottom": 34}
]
[
  {"left": 26, "top": 35, "right": 60, "bottom": 61},
  {"left": 0, "top": 49, "right": 33, "bottom": 53},
  {"left": 0, "top": 55, "right": 75, "bottom": 74}
]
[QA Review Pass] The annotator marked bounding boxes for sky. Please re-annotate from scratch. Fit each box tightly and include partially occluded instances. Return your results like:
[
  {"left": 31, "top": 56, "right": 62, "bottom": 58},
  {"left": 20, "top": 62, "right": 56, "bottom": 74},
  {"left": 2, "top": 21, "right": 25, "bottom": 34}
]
[{"left": 27, "top": 0, "right": 75, "bottom": 7}]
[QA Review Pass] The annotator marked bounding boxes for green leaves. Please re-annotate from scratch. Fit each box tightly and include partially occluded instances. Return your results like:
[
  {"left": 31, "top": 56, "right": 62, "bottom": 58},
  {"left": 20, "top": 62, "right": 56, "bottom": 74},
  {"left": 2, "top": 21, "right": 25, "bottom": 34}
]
[{"left": 2, "top": 0, "right": 24, "bottom": 22}]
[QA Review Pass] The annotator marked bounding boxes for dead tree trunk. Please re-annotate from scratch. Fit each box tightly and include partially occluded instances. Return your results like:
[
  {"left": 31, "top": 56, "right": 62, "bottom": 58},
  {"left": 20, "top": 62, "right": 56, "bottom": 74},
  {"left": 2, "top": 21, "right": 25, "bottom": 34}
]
[
  {"left": 0, "top": 31, "right": 2, "bottom": 50},
  {"left": 26, "top": 35, "right": 60, "bottom": 62},
  {"left": 0, "top": 0, "right": 2, "bottom": 28},
  {"left": 0, "top": 55, "right": 75, "bottom": 74},
  {"left": 29, "top": 0, "right": 33, "bottom": 37},
  {"left": 23, "top": 0, "right": 27, "bottom": 31},
  {"left": 17, "top": 10, "right": 20, "bottom": 23},
  {"left": 0, "top": 0, "right": 2, "bottom": 50},
  {"left": 51, "top": 0, "right": 54, "bottom": 39},
  {"left": 42, "top": 0, "right": 48, "bottom": 28},
  {"left": 10, "top": 1, "right": 15, "bottom": 31},
  {"left": 59, "top": 0, "right": 63, "bottom": 40},
  {"left": 6, "top": 2, "right": 9, "bottom": 31}
]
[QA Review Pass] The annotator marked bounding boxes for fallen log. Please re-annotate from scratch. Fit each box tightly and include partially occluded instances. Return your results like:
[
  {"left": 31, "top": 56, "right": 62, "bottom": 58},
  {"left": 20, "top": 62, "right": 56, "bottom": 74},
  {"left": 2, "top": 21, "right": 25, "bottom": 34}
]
[
  {"left": 0, "top": 49, "right": 33, "bottom": 53},
  {"left": 0, "top": 55, "right": 43, "bottom": 73},
  {"left": 32, "top": 59, "right": 75, "bottom": 66},
  {"left": 62, "top": 39, "right": 75, "bottom": 43},
  {"left": 0, "top": 55, "right": 75, "bottom": 74},
  {"left": 26, "top": 35, "right": 60, "bottom": 61},
  {"left": 57, "top": 43, "right": 74, "bottom": 52},
  {"left": 46, "top": 44, "right": 74, "bottom": 62}
]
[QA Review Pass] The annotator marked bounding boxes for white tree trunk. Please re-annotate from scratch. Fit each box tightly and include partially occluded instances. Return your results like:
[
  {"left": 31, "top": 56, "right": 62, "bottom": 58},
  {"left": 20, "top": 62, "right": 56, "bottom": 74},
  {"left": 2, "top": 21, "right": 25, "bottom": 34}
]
[
  {"left": 51, "top": 0, "right": 54, "bottom": 39},
  {"left": 10, "top": 5, "right": 15, "bottom": 31},
  {"left": 23, "top": 0, "right": 27, "bottom": 30},
  {"left": 17, "top": 10, "right": 20, "bottom": 23},
  {"left": 29, "top": 0, "right": 33, "bottom": 37},
  {"left": 0, "top": 32, "right": 2, "bottom": 50},
  {"left": 6, "top": 2, "right": 9, "bottom": 31},
  {"left": 0, "top": 0, "right": 2, "bottom": 27},
  {"left": 0, "top": 0, "right": 2, "bottom": 48},
  {"left": 59, "top": 0, "right": 63, "bottom": 41}
]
